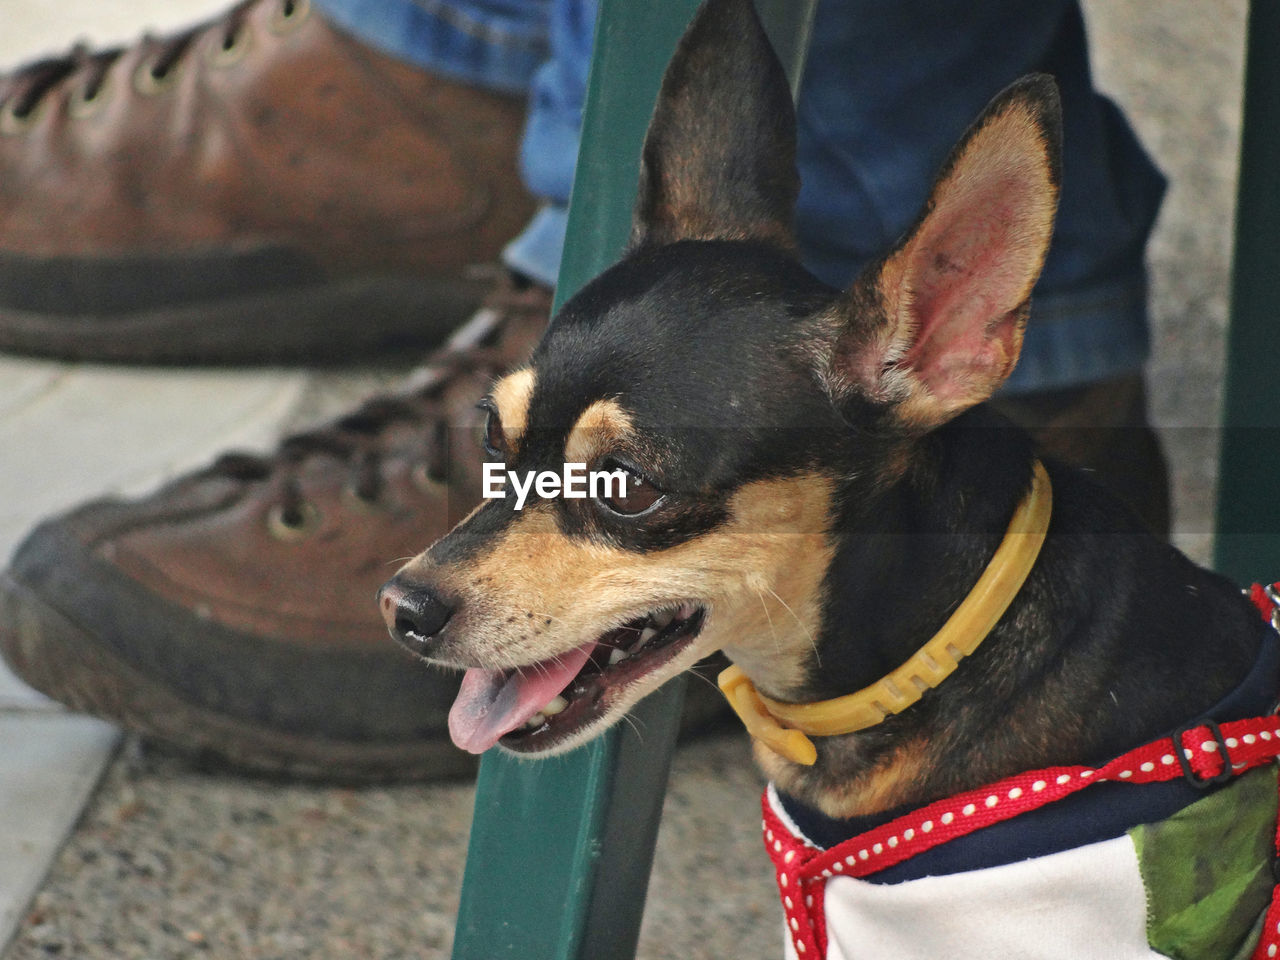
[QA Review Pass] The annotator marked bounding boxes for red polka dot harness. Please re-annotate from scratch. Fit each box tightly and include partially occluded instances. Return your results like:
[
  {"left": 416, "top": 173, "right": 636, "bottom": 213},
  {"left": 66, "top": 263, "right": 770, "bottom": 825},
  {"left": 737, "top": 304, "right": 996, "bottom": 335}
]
[{"left": 762, "top": 582, "right": 1280, "bottom": 959}]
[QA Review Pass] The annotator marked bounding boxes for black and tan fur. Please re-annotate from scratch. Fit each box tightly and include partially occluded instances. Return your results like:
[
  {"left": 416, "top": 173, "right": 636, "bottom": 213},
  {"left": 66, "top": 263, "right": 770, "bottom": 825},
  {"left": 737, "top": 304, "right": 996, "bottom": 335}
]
[{"left": 379, "top": 0, "right": 1263, "bottom": 822}]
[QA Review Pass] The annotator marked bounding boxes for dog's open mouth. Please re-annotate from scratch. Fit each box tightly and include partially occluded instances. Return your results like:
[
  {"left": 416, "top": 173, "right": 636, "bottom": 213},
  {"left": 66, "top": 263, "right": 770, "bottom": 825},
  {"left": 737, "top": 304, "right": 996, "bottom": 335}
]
[{"left": 447, "top": 603, "right": 707, "bottom": 754}]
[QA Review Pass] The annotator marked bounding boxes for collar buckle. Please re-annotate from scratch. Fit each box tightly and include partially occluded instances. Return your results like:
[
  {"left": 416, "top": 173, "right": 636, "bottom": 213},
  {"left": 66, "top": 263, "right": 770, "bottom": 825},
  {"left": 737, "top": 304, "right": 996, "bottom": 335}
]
[{"left": 718, "top": 666, "right": 817, "bottom": 766}]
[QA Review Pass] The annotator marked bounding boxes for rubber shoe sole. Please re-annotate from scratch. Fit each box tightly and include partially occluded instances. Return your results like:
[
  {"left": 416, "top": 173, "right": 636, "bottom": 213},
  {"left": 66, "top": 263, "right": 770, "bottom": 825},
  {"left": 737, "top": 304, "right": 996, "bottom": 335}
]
[
  {"left": 0, "top": 571, "right": 479, "bottom": 783},
  {"left": 0, "top": 270, "right": 495, "bottom": 365}
]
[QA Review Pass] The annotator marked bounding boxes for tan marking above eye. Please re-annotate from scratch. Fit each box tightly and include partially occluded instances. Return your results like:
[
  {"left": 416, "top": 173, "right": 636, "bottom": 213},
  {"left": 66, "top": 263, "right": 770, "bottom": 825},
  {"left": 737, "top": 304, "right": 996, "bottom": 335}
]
[
  {"left": 564, "top": 399, "right": 636, "bottom": 466},
  {"left": 489, "top": 368, "right": 537, "bottom": 453}
]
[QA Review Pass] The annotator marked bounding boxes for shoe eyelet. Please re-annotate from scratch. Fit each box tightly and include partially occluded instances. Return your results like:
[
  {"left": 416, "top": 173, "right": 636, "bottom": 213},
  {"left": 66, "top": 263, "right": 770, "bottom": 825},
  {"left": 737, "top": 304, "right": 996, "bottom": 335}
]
[
  {"left": 134, "top": 59, "right": 182, "bottom": 96},
  {"left": 269, "top": 0, "right": 312, "bottom": 35},
  {"left": 267, "top": 500, "right": 322, "bottom": 541},
  {"left": 340, "top": 485, "right": 384, "bottom": 515},
  {"left": 410, "top": 462, "right": 448, "bottom": 495},
  {"left": 69, "top": 77, "right": 112, "bottom": 119},
  {"left": 0, "top": 98, "right": 44, "bottom": 136},
  {"left": 209, "top": 23, "right": 255, "bottom": 68}
]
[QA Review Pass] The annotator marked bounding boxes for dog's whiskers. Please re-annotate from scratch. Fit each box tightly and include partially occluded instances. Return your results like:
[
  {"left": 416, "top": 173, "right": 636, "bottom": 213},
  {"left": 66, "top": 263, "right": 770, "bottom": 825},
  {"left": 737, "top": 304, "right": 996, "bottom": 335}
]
[
  {"left": 765, "top": 585, "right": 820, "bottom": 667},
  {"left": 755, "top": 588, "right": 783, "bottom": 655},
  {"left": 683, "top": 665, "right": 723, "bottom": 694}
]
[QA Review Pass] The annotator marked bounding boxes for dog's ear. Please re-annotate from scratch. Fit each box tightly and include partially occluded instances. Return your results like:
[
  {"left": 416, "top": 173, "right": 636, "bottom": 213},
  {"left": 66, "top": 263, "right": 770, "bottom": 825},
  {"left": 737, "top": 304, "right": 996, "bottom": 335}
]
[
  {"left": 823, "top": 75, "right": 1062, "bottom": 431},
  {"left": 630, "top": 0, "right": 798, "bottom": 251}
]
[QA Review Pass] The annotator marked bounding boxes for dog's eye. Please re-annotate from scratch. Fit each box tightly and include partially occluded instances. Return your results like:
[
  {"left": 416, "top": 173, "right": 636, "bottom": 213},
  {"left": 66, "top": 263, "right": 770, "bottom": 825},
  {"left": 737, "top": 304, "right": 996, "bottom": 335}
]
[
  {"left": 481, "top": 406, "right": 507, "bottom": 459},
  {"left": 600, "top": 467, "right": 664, "bottom": 516}
]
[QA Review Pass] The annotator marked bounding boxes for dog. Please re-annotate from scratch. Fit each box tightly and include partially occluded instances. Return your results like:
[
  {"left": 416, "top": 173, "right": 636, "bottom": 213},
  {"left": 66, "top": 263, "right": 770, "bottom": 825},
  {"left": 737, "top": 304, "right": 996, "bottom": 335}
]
[{"left": 378, "top": 1, "right": 1280, "bottom": 956}]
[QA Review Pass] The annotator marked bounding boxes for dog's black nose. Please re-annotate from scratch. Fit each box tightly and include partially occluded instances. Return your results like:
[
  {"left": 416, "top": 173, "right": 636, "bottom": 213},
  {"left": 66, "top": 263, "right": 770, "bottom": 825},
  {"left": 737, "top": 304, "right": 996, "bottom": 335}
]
[{"left": 378, "top": 579, "right": 454, "bottom": 657}]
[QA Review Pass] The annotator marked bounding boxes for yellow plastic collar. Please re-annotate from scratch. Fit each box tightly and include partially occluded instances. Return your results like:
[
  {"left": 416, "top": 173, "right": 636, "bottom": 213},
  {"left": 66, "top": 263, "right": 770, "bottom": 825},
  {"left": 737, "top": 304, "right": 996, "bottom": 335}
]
[{"left": 719, "top": 460, "right": 1053, "bottom": 766}]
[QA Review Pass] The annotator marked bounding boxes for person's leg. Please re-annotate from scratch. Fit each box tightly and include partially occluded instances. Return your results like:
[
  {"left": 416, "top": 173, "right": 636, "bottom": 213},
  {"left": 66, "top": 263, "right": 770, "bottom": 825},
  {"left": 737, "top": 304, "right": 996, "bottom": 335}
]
[
  {"left": 314, "top": 0, "right": 550, "bottom": 94},
  {"left": 500, "top": 0, "right": 591, "bottom": 287},
  {"left": 501, "top": 0, "right": 1164, "bottom": 392},
  {"left": 0, "top": 0, "right": 546, "bottom": 362}
]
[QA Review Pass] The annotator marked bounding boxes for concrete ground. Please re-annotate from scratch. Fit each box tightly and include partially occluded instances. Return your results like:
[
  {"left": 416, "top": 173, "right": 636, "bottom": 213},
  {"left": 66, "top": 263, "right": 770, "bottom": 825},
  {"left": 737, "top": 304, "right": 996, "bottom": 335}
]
[{"left": 0, "top": 0, "right": 1248, "bottom": 958}]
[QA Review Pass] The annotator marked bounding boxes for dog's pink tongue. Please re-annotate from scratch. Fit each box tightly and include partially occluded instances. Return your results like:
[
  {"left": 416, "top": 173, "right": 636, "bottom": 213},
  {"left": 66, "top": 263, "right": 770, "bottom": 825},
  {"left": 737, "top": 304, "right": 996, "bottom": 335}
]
[{"left": 448, "top": 641, "right": 595, "bottom": 754}]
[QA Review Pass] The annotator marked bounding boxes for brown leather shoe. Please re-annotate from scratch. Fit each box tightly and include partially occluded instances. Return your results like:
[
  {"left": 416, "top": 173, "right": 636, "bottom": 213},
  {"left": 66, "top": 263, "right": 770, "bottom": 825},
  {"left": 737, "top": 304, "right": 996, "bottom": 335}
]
[
  {"left": 0, "top": 275, "right": 550, "bottom": 781},
  {"left": 0, "top": 0, "right": 533, "bottom": 363}
]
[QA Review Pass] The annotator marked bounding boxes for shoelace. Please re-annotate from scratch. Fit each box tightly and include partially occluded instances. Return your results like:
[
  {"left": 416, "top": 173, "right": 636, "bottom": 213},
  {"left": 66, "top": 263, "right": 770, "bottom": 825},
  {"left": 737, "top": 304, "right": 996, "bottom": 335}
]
[
  {"left": 199, "top": 279, "right": 548, "bottom": 534},
  {"left": 0, "top": 0, "right": 290, "bottom": 119}
]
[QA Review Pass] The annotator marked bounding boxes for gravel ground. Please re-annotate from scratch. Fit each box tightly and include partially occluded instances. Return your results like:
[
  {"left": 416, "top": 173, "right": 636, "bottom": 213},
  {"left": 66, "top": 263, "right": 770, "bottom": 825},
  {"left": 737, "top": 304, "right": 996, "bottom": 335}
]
[
  {"left": 1, "top": 1, "right": 1248, "bottom": 958},
  {"left": 10, "top": 735, "right": 776, "bottom": 960}
]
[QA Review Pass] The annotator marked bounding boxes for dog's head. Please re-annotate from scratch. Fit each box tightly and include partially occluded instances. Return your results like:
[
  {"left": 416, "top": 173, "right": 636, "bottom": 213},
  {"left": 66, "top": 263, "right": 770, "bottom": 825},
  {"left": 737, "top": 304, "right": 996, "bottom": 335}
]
[{"left": 379, "top": 0, "right": 1061, "bottom": 762}]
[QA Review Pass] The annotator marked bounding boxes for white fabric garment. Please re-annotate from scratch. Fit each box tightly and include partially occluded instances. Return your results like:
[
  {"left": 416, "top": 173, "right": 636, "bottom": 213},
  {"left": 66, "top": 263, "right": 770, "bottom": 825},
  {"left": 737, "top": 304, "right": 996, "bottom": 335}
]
[{"left": 770, "top": 790, "right": 1163, "bottom": 960}]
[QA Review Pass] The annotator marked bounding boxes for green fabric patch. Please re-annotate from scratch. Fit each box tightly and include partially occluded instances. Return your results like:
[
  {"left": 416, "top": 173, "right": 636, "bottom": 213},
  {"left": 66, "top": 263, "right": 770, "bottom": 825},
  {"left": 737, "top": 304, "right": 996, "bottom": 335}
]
[{"left": 1130, "top": 766, "right": 1277, "bottom": 960}]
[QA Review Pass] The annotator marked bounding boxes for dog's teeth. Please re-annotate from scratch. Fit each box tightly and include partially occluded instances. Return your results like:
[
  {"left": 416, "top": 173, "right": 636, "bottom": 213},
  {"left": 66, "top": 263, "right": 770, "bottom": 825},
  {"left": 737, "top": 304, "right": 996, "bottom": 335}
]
[
  {"left": 638, "top": 625, "right": 659, "bottom": 646},
  {"left": 525, "top": 712, "right": 547, "bottom": 729},
  {"left": 650, "top": 610, "right": 675, "bottom": 631},
  {"left": 543, "top": 695, "right": 568, "bottom": 716},
  {"left": 608, "top": 648, "right": 627, "bottom": 665},
  {"left": 675, "top": 603, "right": 697, "bottom": 621}
]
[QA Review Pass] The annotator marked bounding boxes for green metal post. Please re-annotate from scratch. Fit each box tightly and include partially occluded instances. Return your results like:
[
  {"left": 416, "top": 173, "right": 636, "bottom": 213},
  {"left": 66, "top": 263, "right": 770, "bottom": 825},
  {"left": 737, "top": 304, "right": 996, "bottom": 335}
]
[
  {"left": 1213, "top": 0, "right": 1280, "bottom": 581},
  {"left": 451, "top": 3, "right": 816, "bottom": 958}
]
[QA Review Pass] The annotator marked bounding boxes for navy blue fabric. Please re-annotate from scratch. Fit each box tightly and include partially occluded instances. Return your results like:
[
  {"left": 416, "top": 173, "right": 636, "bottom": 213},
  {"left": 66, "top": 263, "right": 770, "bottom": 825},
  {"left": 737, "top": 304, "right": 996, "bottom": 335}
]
[{"left": 780, "top": 620, "right": 1280, "bottom": 884}]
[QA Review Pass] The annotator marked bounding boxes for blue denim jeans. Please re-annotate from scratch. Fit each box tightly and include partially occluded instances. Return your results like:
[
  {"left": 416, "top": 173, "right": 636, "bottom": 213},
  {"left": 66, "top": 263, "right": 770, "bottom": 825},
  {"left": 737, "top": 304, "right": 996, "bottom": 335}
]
[{"left": 314, "top": 0, "right": 1165, "bottom": 393}]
